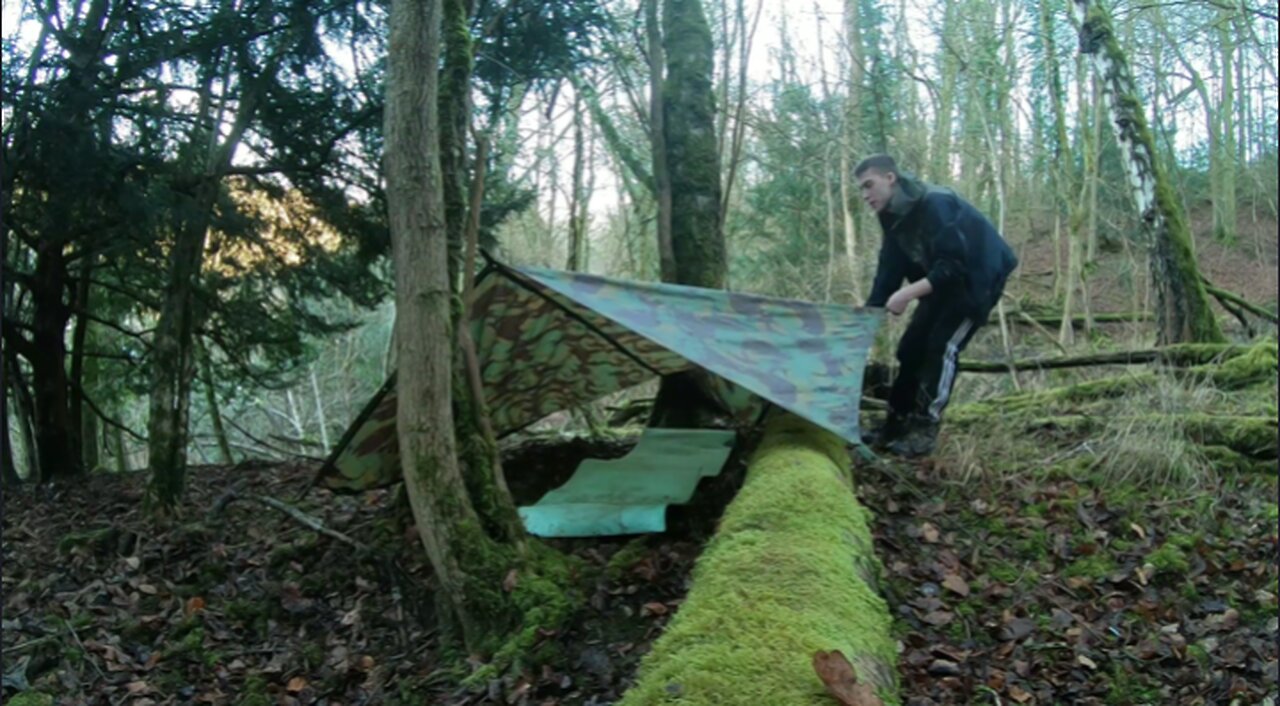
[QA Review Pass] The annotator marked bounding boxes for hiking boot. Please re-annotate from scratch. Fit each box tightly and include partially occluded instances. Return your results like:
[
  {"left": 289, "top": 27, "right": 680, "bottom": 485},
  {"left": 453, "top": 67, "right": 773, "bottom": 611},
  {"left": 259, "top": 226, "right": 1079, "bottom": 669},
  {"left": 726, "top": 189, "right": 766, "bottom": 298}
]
[
  {"left": 861, "top": 414, "right": 908, "bottom": 448},
  {"left": 886, "top": 417, "right": 939, "bottom": 458}
]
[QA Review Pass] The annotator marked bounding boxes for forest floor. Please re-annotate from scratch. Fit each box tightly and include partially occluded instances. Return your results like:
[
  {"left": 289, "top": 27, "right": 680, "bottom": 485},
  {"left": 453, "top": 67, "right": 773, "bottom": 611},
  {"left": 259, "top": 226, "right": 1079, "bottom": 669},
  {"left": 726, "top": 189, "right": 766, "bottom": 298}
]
[{"left": 2, "top": 424, "right": 1276, "bottom": 706}]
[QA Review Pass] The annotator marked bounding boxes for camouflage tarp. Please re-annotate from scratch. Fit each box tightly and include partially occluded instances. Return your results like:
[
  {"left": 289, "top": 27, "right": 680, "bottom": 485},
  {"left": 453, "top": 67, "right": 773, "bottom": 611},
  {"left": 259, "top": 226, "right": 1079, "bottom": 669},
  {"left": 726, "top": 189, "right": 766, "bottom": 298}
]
[{"left": 320, "top": 261, "right": 883, "bottom": 492}]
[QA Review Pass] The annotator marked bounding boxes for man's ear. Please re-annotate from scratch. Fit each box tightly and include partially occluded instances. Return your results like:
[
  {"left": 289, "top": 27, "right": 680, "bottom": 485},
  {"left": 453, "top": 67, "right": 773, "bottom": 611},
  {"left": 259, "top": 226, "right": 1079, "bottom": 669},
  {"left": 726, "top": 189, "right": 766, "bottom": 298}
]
[{"left": 884, "top": 171, "right": 897, "bottom": 186}]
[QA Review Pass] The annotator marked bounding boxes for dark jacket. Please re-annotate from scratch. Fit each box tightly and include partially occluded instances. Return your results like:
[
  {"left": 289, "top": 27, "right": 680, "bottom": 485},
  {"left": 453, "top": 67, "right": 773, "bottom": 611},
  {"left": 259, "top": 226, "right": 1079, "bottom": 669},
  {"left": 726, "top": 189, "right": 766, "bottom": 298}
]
[{"left": 865, "top": 174, "right": 1018, "bottom": 322}]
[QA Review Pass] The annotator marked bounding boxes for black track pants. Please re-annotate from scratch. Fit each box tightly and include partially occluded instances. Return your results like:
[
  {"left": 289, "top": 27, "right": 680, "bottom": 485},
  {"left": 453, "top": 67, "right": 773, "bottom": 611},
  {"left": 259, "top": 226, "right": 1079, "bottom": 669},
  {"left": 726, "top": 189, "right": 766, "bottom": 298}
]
[{"left": 888, "top": 296, "right": 981, "bottom": 422}]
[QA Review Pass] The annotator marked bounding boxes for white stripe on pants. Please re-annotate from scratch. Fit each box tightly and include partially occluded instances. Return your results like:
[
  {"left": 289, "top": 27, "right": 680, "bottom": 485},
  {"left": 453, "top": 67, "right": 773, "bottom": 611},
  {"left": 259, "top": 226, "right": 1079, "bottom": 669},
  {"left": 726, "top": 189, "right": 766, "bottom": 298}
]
[{"left": 927, "top": 317, "right": 974, "bottom": 422}]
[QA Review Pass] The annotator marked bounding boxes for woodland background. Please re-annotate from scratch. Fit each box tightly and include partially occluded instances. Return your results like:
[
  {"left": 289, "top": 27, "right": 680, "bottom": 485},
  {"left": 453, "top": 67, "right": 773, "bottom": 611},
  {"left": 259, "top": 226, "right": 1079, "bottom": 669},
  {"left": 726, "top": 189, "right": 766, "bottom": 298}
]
[{"left": 1, "top": 0, "right": 1277, "bottom": 703}]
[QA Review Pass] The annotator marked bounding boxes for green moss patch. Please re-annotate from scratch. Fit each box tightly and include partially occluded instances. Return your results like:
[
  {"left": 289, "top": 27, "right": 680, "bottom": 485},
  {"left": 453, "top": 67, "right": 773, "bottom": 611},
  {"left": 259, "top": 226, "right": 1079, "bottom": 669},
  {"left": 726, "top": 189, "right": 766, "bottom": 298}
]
[{"left": 620, "top": 414, "right": 897, "bottom": 705}]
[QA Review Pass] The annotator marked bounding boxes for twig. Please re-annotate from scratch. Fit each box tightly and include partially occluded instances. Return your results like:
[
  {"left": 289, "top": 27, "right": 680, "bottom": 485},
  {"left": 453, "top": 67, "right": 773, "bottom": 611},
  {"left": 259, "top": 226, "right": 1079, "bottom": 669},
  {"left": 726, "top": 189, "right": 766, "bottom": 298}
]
[
  {"left": 214, "top": 491, "right": 367, "bottom": 551},
  {"left": 63, "top": 619, "right": 108, "bottom": 684},
  {"left": 222, "top": 416, "right": 324, "bottom": 461},
  {"left": 8, "top": 635, "right": 59, "bottom": 652}
]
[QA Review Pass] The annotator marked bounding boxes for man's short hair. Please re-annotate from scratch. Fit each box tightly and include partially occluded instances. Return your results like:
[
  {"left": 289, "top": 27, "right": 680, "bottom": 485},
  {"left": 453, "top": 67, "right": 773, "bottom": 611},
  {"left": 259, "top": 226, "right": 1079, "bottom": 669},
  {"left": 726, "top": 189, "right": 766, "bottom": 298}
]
[{"left": 854, "top": 154, "right": 899, "bottom": 178}]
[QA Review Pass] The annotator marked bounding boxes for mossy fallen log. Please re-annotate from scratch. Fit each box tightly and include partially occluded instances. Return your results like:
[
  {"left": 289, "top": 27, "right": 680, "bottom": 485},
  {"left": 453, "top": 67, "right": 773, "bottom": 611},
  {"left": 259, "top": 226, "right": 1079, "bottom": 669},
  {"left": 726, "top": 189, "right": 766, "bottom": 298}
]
[
  {"left": 1034, "top": 414, "right": 1277, "bottom": 461},
  {"left": 1009, "top": 311, "right": 1153, "bottom": 329},
  {"left": 954, "top": 342, "right": 1278, "bottom": 417},
  {"left": 949, "top": 413, "right": 1278, "bottom": 462},
  {"left": 959, "top": 343, "right": 1255, "bottom": 374},
  {"left": 1201, "top": 278, "right": 1280, "bottom": 325},
  {"left": 619, "top": 413, "right": 898, "bottom": 705}
]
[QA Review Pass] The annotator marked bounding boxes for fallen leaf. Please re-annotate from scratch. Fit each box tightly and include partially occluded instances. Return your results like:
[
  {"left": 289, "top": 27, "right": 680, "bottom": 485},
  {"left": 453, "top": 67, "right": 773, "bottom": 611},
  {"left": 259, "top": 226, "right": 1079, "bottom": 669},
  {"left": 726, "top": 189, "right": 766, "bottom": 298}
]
[
  {"left": 812, "top": 650, "right": 883, "bottom": 706},
  {"left": 641, "top": 601, "right": 668, "bottom": 617},
  {"left": 126, "top": 681, "right": 150, "bottom": 695},
  {"left": 927, "top": 659, "right": 961, "bottom": 676},
  {"left": 941, "top": 574, "right": 970, "bottom": 597},
  {"left": 999, "top": 617, "right": 1036, "bottom": 641},
  {"left": 922, "top": 610, "right": 954, "bottom": 626},
  {"left": 1007, "top": 684, "right": 1033, "bottom": 703},
  {"left": 138, "top": 583, "right": 159, "bottom": 595},
  {"left": 921, "top": 523, "right": 940, "bottom": 543},
  {"left": 1076, "top": 654, "right": 1098, "bottom": 670},
  {"left": 286, "top": 676, "right": 308, "bottom": 693},
  {"left": 185, "top": 596, "right": 205, "bottom": 616}
]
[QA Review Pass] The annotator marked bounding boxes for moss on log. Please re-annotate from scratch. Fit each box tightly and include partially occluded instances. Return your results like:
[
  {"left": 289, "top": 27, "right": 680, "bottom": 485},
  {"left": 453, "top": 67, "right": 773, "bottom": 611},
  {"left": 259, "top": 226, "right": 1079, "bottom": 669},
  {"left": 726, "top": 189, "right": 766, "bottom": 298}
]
[
  {"left": 954, "top": 342, "right": 1277, "bottom": 418},
  {"left": 1024, "top": 415, "right": 1278, "bottom": 461},
  {"left": 619, "top": 413, "right": 898, "bottom": 705},
  {"left": 959, "top": 343, "right": 1256, "bottom": 374}
]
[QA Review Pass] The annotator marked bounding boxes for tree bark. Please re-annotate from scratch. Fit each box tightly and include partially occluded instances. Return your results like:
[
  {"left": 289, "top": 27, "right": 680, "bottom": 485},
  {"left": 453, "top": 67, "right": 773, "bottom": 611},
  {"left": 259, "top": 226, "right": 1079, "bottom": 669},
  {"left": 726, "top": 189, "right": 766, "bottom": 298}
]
[
  {"left": 439, "top": 0, "right": 473, "bottom": 287},
  {"left": 619, "top": 413, "right": 898, "bottom": 704},
  {"left": 650, "top": 0, "right": 728, "bottom": 428},
  {"left": 1073, "top": 0, "right": 1225, "bottom": 345},
  {"left": 647, "top": 0, "right": 677, "bottom": 283},
  {"left": 30, "top": 240, "right": 77, "bottom": 479},
  {"left": 4, "top": 351, "right": 40, "bottom": 481},
  {"left": 386, "top": 0, "right": 516, "bottom": 651},
  {"left": 200, "top": 342, "right": 234, "bottom": 465}
]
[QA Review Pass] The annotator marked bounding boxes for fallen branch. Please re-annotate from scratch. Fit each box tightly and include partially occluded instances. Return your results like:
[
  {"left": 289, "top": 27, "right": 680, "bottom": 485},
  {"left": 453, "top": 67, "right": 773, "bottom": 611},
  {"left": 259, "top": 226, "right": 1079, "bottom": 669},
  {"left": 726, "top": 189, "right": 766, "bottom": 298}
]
[
  {"left": 1009, "top": 311, "right": 1152, "bottom": 329},
  {"left": 1201, "top": 278, "right": 1279, "bottom": 325},
  {"left": 210, "top": 492, "right": 435, "bottom": 628},
  {"left": 959, "top": 343, "right": 1253, "bottom": 373}
]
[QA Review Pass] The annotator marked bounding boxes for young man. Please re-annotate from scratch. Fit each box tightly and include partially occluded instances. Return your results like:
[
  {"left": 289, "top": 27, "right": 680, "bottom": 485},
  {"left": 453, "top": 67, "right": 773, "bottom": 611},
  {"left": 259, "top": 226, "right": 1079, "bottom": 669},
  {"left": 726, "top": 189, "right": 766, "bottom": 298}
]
[{"left": 857, "top": 154, "right": 1018, "bottom": 457}]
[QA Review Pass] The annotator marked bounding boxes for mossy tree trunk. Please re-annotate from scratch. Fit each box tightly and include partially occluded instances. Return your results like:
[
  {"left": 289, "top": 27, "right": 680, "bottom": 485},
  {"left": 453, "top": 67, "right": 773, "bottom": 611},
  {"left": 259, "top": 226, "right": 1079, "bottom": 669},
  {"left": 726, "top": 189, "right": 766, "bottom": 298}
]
[
  {"left": 389, "top": 0, "right": 553, "bottom": 657},
  {"left": 620, "top": 413, "right": 898, "bottom": 705},
  {"left": 650, "top": 0, "right": 728, "bottom": 427},
  {"left": 440, "top": 0, "right": 525, "bottom": 548},
  {"left": 1072, "top": 0, "right": 1225, "bottom": 346},
  {"left": 646, "top": 0, "right": 676, "bottom": 282},
  {"left": 662, "top": 0, "right": 724, "bottom": 289},
  {"left": 438, "top": 0, "right": 471, "bottom": 288}
]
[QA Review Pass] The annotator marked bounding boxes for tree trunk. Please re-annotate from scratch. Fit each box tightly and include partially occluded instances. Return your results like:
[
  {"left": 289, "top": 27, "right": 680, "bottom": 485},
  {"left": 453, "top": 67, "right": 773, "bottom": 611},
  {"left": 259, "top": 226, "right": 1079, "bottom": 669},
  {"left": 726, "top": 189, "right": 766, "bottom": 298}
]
[
  {"left": 929, "top": 2, "right": 959, "bottom": 182},
  {"left": 69, "top": 255, "right": 94, "bottom": 470},
  {"left": 439, "top": 0, "right": 472, "bottom": 287},
  {"left": 4, "top": 351, "right": 39, "bottom": 481},
  {"left": 81, "top": 348, "right": 101, "bottom": 472},
  {"left": 386, "top": 0, "right": 516, "bottom": 651},
  {"left": 200, "top": 342, "right": 234, "bottom": 465},
  {"left": 147, "top": 53, "right": 273, "bottom": 507},
  {"left": 650, "top": 0, "right": 728, "bottom": 428},
  {"left": 30, "top": 240, "right": 77, "bottom": 479},
  {"left": 647, "top": 0, "right": 677, "bottom": 282},
  {"left": 567, "top": 89, "right": 588, "bottom": 271},
  {"left": 1214, "top": 8, "right": 1237, "bottom": 243},
  {"left": 620, "top": 413, "right": 898, "bottom": 704},
  {"left": 1073, "top": 0, "right": 1225, "bottom": 345},
  {"left": 442, "top": 0, "right": 526, "bottom": 550},
  {"left": 2, "top": 374, "right": 18, "bottom": 486}
]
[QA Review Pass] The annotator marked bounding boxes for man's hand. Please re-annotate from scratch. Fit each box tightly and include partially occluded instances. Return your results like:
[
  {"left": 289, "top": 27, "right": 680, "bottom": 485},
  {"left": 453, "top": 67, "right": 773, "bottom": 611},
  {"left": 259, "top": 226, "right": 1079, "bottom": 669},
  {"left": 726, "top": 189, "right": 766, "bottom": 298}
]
[
  {"left": 886, "top": 289, "right": 912, "bottom": 315},
  {"left": 885, "top": 279, "right": 935, "bottom": 316}
]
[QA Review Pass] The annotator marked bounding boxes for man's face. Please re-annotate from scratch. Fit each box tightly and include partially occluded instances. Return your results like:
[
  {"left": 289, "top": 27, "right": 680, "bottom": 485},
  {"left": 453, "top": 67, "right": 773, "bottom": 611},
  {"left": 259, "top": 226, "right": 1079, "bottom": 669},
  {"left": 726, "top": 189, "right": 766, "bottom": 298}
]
[{"left": 858, "top": 169, "right": 897, "bottom": 214}]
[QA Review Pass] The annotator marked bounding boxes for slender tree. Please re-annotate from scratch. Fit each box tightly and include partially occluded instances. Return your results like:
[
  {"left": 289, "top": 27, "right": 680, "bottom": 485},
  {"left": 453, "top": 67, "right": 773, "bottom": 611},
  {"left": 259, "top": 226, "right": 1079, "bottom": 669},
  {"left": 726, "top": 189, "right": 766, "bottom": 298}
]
[{"left": 1073, "top": 0, "right": 1225, "bottom": 344}]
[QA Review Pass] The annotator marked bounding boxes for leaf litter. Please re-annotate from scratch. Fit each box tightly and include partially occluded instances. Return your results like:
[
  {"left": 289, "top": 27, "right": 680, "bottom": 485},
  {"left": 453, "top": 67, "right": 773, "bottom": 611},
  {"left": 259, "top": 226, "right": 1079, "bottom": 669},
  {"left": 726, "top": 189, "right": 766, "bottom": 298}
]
[
  {"left": 859, "top": 457, "right": 1279, "bottom": 705},
  {"left": 3, "top": 434, "right": 1276, "bottom": 705}
]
